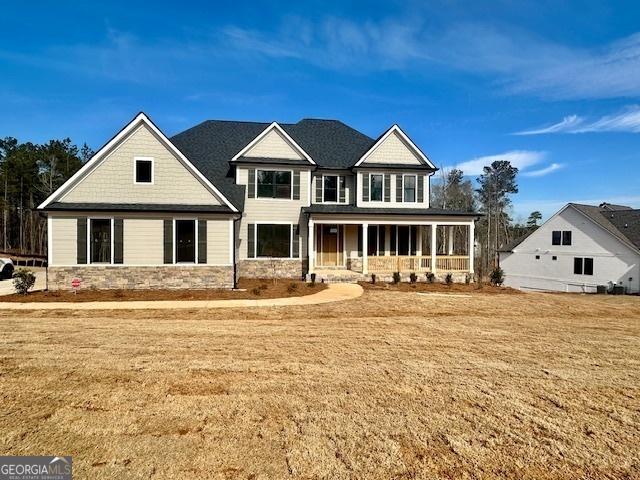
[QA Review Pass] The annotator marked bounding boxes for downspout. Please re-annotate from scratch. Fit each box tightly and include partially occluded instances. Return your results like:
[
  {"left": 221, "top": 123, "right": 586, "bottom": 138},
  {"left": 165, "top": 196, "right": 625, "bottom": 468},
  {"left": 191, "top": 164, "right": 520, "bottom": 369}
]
[{"left": 233, "top": 216, "right": 240, "bottom": 289}]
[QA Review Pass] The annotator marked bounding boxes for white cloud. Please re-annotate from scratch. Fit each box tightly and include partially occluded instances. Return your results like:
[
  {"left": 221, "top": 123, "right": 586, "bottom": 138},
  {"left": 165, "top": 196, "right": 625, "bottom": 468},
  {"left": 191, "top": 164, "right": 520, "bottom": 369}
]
[
  {"left": 522, "top": 163, "right": 565, "bottom": 177},
  {"left": 452, "top": 150, "right": 546, "bottom": 176},
  {"left": 515, "top": 106, "right": 640, "bottom": 135}
]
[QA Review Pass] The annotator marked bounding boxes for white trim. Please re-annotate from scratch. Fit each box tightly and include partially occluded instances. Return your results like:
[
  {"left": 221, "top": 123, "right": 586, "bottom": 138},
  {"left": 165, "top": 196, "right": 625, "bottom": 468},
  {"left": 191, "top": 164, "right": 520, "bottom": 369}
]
[
  {"left": 228, "top": 218, "right": 234, "bottom": 265},
  {"left": 320, "top": 174, "right": 346, "bottom": 204},
  {"left": 401, "top": 174, "right": 417, "bottom": 203},
  {"left": 310, "top": 218, "right": 476, "bottom": 226},
  {"left": 133, "top": 156, "right": 154, "bottom": 185},
  {"left": 38, "top": 112, "right": 239, "bottom": 212},
  {"left": 231, "top": 122, "right": 315, "bottom": 164},
  {"left": 173, "top": 218, "right": 198, "bottom": 264},
  {"left": 88, "top": 217, "right": 114, "bottom": 265},
  {"left": 47, "top": 216, "right": 53, "bottom": 266},
  {"left": 255, "top": 168, "right": 294, "bottom": 200},
  {"left": 354, "top": 124, "right": 436, "bottom": 169},
  {"left": 253, "top": 221, "right": 296, "bottom": 259}
]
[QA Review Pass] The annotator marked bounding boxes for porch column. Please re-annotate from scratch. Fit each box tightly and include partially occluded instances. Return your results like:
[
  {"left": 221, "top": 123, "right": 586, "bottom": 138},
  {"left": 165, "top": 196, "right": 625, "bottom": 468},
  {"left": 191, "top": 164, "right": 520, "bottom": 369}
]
[
  {"left": 431, "top": 224, "right": 437, "bottom": 274},
  {"left": 362, "top": 223, "right": 368, "bottom": 275},
  {"left": 416, "top": 226, "right": 422, "bottom": 256},
  {"left": 468, "top": 221, "right": 475, "bottom": 274},
  {"left": 448, "top": 226, "right": 454, "bottom": 255},
  {"left": 308, "top": 220, "right": 315, "bottom": 274}
]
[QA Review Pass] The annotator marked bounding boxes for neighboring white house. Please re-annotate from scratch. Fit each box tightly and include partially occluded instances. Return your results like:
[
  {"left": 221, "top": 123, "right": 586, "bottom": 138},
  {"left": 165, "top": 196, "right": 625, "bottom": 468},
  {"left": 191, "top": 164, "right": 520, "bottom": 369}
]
[{"left": 499, "top": 203, "right": 640, "bottom": 293}]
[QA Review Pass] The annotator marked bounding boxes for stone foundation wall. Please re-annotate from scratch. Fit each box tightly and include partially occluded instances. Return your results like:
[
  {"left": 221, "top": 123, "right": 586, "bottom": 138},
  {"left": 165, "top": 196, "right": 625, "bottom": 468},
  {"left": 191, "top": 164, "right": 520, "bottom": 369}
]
[
  {"left": 48, "top": 266, "right": 234, "bottom": 290},
  {"left": 369, "top": 271, "right": 472, "bottom": 284},
  {"left": 346, "top": 256, "right": 363, "bottom": 273},
  {"left": 238, "top": 259, "right": 306, "bottom": 279}
]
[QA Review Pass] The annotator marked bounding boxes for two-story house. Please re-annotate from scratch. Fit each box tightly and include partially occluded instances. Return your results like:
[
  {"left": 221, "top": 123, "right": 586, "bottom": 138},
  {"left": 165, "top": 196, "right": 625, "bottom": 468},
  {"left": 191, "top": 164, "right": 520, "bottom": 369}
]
[
  {"left": 499, "top": 203, "right": 640, "bottom": 293},
  {"left": 39, "top": 112, "right": 478, "bottom": 289}
]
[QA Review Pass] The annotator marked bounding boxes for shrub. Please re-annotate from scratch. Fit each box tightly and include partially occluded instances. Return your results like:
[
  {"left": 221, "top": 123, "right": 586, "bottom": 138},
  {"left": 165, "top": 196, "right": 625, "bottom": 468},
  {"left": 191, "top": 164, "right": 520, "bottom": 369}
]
[
  {"left": 490, "top": 267, "right": 505, "bottom": 286},
  {"left": 392, "top": 272, "right": 401, "bottom": 284},
  {"left": 310, "top": 273, "right": 316, "bottom": 284},
  {"left": 307, "top": 282, "right": 316, "bottom": 288},
  {"left": 409, "top": 272, "right": 417, "bottom": 284},
  {"left": 371, "top": 274, "right": 376, "bottom": 284},
  {"left": 251, "top": 287, "right": 262, "bottom": 296},
  {"left": 465, "top": 273, "right": 472, "bottom": 285},
  {"left": 444, "top": 272, "right": 453, "bottom": 285},
  {"left": 426, "top": 272, "right": 435, "bottom": 283},
  {"left": 13, "top": 268, "right": 36, "bottom": 295},
  {"left": 287, "top": 282, "right": 298, "bottom": 293}
]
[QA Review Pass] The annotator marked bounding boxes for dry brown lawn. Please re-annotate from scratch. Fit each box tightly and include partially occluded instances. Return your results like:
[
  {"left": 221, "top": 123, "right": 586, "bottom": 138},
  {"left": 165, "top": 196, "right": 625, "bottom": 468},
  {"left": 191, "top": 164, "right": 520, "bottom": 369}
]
[{"left": 0, "top": 290, "right": 639, "bottom": 479}]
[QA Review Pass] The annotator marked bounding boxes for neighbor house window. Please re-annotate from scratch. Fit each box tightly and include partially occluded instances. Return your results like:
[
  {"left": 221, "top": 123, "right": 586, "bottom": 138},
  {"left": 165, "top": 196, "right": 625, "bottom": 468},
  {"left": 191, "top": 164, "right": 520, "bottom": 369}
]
[
  {"left": 562, "top": 231, "right": 572, "bottom": 245},
  {"left": 403, "top": 175, "right": 416, "bottom": 202},
  {"left": 256, "top": 224, "right": 291, "bottom": 257},
  {"left": 323, "top": 175, "right": 338, "bottom": 202},
  {"left": 175, "top": 219, "right": 196, "bottom": 263},
  {"left": 370, "top": 174, "right": 383, "bottom": 201},
  {"left": 134, "top": 157, "right": 153, "bottom": 184},
  {"left": 257, "top": 170, "right": 291, "bottom": 199},
  {"left": 90, "top": 219, "right": 111, "bottom": 263},
  {"left": 574, "top": 257, "right": 593, "bottom": 275},
  {"left": 552, "top": 230, "right": 572, "bottom": 245}
]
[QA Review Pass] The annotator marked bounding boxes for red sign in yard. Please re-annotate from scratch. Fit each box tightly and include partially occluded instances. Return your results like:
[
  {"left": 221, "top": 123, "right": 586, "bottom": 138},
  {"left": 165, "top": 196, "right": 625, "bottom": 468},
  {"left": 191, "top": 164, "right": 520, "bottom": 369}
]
[{"left": 71, "top": 278, "right": 81, "bottom": 289}]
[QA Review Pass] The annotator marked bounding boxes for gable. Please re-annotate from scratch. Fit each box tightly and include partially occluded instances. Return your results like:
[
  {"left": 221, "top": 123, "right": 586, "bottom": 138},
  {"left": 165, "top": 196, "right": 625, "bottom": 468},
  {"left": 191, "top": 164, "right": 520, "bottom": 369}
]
[
  {"left": 243, "top": 128, "right": 305, "bottom": 160},
  {"left": 61, "top": 124, "right": 222, "bottom": 205},
  {"left": 363, "top": 130, "right": 423, "bottom": 165}
]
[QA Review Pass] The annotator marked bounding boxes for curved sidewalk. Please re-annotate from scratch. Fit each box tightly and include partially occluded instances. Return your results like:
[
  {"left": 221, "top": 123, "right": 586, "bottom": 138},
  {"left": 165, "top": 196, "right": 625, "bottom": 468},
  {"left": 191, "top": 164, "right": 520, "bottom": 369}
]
[{"left": 0, "top": 283, "right": 363, "bottom": 310}]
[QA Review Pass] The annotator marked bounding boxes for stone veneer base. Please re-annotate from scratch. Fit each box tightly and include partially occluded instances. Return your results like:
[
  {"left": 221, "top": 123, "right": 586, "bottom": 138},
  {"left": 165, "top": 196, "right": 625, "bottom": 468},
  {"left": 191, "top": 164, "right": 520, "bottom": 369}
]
[
  {"left": 48, "top": 266, "right": 234, "bottom": 290},
  {"left": 238, "top": 259, "right": 306, "bottom": 279}
]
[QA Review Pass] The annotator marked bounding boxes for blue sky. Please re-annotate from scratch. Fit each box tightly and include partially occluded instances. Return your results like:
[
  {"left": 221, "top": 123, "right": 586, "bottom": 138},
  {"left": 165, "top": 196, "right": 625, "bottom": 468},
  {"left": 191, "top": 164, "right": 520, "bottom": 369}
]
[{"left": 2, "top": 1, "right": 640, "bottom": 219}]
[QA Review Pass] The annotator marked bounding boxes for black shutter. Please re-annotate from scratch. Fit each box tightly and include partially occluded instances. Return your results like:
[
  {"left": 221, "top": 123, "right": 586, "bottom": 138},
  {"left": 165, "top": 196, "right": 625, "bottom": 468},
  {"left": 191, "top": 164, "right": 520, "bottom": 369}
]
[
  {"left": 362, "top": 173, "right": 370, "bottom": 202},
  {"left": 248, "top": 169, "right": 255, "bottom": 199},
  {"left": 417, "top": 175, "right": 424, "bottom": 203},
  {"left": 315, "top": 175, "right": 323, "bottom": 202},
  {"left": 113, "top": 218, "right": 123, "bottom": 264},
  {"left": 396, "top": 175, "right": 403, "bottom": 202},
  {"left": 339, "top": 176, "right": 346, "bottom": 203},
  {"left": 77, "top": 218, "right": 87, "bottom": 264},
  {"left": 292, "top": 224, "right": 300, "bottom": 258},
  {"left": 198, "top": 219, "right": 207, "bottom": 264},
  {"left": 384, "top": 174, "right": 391, "bottom": 202},
  {"left": 163, "top": 219, "right": 173, "bottom": 264},
  {"left": 293, "top": 171, "right": 300, "bottom": 200},
  {"left": 247, "top": 223, "right": 255, "bottom": 258}
]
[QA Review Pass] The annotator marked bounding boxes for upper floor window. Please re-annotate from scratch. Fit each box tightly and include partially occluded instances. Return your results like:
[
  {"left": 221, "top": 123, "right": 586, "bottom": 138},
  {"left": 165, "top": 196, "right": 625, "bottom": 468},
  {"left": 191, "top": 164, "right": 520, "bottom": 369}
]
[
  {"left": 403, "top": 175, "right": 416, "bottom": 202},
  {"left": 323, "top": 176, "right": 338, "bottom": 202},
  {"left": 370, "top": 174, "right": 384, "bottom": 202},
  {"left": 574, "top": 257, "right": 593, "bottom": 275},
  {"left": 257, "top": 170, "right": 291, "bottom": 199},
  {"left": 552, "top": 230, "right": 572, "bottom": 245},
  {"left": 134, "top": 157, "right": 153, "bottom": 184}
]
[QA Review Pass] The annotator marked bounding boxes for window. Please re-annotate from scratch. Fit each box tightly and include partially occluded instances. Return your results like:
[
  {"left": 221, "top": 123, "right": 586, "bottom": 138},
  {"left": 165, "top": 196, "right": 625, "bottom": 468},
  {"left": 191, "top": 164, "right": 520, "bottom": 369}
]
[
  {"left": 552, "top": 230, "right": 572, "bottom": 245},
  {"left": 574, "top": 257, "right": 594, "bottom": 275},
  {"left": 90, "top": 219, "right": 111, "bottom": 263},
  {"left": 403, "top": 175, "right": 416, "bottom": 202},
  {"left": 257, "top": 170, "right": 291, "bottom": 199},
  {"left": 257, "top": 224, "right": 291, "bottom": 257},
  {"left": 562, "top": 231, "right": 572, "bottom": 245},
  {"left": 552, "top": 256, "right": 557, "bottom": 261},
  {"left": 552, "top": 231, "right": 561, "bottom": 245},
  {"left": 323, "top": 176, "right": 338, "bottom": 202},
  {"left": 134, "top": 158, "right": 153, "bottom": 184},
  {"left": 535, "top": 255, "right": 540, "bottom": 260},
  {"left": 370, "top": 174, "right": 383, "bottom": 201},
  {"left": 175, "top": 220, "right": 196, "bottom": 263}
]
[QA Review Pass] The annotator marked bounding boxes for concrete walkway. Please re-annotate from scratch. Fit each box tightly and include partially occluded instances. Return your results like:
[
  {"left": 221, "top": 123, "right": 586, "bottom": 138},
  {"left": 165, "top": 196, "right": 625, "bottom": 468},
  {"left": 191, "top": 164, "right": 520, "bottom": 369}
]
[{"left": 0, "top": 283, "right": 363, "bottom": 310}]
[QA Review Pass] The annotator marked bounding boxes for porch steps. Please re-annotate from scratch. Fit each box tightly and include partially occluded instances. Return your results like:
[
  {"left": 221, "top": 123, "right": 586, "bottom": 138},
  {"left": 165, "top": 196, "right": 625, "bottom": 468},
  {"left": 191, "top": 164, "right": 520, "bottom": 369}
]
[{"left": 309, "top": 270, "right": 365, "bottom": 284}]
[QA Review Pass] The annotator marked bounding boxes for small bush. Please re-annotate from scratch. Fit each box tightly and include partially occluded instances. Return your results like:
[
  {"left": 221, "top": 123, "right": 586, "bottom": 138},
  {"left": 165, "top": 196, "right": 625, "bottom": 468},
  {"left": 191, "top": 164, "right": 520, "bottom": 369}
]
[
  {"left": 444, "top": 272, "right": 453, "bottom": 285},
  {"left": 465, "top": 273, "right": 472, "bottom": 285},
  {"left": 426, "top": 272, "right": 435, "bottom": 283},
  {"left": 409, "top": 272, "right": 417, "bottom": 284},
  {"left": 13, "top": 268, "right": 36, "bottom": 295},
  {"left": 392, "top": 272, "right": 401, "bottom": 284},
  {"left": 287, "top": 282, "right": 298, "bottom": 293},
  {"left": 490, "top": 267, "right": 505, "bottom": 286},
  {"left": 307, "top": 282, "right": 316, "bottom": 288},
  {"left": 371, "top": 274, "right": 376, "bottom": 284},
  {"left": 251, "top": 287, "right": 262, "bottom": 296},
  {"left": 310, "top": 273, "right": 316, "bottom": 284}
]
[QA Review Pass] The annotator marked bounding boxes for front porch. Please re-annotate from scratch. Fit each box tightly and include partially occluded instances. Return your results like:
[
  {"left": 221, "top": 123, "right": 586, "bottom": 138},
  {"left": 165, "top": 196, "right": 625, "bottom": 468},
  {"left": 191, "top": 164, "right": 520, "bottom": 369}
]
[{"left": 308, "top": 219, "right": 475, "bottom": 278}]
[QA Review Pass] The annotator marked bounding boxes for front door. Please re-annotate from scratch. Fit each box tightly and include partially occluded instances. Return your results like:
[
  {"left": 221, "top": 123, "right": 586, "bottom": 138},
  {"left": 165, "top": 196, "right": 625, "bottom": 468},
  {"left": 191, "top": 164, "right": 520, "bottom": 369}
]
[{"left": 317, "top": 224, "right": 343, "bottom": 266}]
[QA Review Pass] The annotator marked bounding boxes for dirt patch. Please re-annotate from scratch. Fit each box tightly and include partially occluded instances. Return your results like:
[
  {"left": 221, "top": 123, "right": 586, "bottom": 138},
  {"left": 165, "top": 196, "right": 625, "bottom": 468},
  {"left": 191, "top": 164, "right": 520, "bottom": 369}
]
[
  {"left": 360, "top": 280, "right": 521, "bottom": 294},
  {"left": 1, "top": 278, "right": 326, "bottom": 302}
]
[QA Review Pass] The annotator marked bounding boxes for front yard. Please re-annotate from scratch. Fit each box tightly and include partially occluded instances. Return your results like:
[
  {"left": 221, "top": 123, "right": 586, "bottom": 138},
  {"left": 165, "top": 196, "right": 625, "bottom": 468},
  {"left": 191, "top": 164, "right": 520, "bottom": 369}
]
[{"left": 0, "top": 290, "right": 638, "bottom": 478}]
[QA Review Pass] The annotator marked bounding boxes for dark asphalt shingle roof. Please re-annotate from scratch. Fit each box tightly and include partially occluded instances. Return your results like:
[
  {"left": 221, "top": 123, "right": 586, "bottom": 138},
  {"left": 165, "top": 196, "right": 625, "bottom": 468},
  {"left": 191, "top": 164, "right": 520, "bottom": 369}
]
[
  {"left": 45, "top": 202, "right": 236, "bottom": 214},
  {"left": 303, "top": 204, "right": 478, "bottom": 216},
  {"left": 170, "top": 119, "right": 377, "bottom": 210}
]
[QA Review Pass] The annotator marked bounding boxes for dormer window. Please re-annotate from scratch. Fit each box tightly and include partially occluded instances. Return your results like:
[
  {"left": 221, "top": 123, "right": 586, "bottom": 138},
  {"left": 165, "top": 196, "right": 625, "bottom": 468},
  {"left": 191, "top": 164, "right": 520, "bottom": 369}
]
[{"left": 134, "top": 157, "right": 153, "bottom": 184}]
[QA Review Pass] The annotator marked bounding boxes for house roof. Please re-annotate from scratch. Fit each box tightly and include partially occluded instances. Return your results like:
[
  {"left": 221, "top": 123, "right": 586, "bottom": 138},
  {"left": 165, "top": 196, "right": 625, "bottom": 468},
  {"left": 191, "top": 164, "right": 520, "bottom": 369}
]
[
  {"left": 303, "top": 204, "right": 479, "bottom": 217},
  {"left": 170, "top": 118, "right": 377, "bottom": 210},
  {"left": 499, "top": 203, "right": 640, "bottom": 253},
  {"left": 44, "top": 202, "right": 236, "bottom": 214}
]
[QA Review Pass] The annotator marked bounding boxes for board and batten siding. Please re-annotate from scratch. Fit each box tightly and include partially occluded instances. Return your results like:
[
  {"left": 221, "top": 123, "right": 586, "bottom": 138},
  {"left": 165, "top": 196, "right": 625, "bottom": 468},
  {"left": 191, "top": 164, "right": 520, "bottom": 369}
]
[
  {"left": 61, "top": 124, "right": 221, "bottom": 205},
  {"left": 50, "top": 217, "right": 77, "bottom": 265},
  {"left": 355, "top": 171, "right": 429, "bottom": 209},
  {"left": 236, "top": 166, "right": 310, "bottom": 260},
  {"left": 363, "top": 131, "right": 422, "bottom": 165},
  {"left": 243, "top": 129, "right": 304, "bottom": 160}
]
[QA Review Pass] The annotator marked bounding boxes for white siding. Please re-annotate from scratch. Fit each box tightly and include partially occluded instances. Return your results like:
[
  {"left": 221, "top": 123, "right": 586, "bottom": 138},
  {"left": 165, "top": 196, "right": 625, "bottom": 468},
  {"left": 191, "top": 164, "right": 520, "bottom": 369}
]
[
  {"left": 244, "top": 129, "right": 304, "bottom": 160},
  {"left": 207, "top": 219, "right": 231, "bottom": 265},
  {"left": 50, "top": 217, "right": 77, "bottom": 265},
  {"left": 123, "top": 218, "right": 163, "bottom": 264},
  {"left": 500, "top": 205, "right": 640, "bottom": 293},
  {"left": 61, "top": 124, "right": 222, "bottom": 205},
  {"left": 363, "top": 131, "right": 422, "bottom": 165}
]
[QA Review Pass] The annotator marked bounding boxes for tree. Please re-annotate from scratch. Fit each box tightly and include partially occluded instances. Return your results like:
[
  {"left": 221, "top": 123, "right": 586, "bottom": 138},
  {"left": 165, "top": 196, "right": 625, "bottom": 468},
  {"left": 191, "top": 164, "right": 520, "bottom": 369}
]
[{"left": 526, "top": 211, "right": 542, "bottom": 229}]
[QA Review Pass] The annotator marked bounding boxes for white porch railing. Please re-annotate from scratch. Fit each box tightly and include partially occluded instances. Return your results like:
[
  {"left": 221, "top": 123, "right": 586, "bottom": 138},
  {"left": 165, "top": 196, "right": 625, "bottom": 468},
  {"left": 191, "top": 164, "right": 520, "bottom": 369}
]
[{"left": 366, "top": 255, "right": 470, "bottom": 273}]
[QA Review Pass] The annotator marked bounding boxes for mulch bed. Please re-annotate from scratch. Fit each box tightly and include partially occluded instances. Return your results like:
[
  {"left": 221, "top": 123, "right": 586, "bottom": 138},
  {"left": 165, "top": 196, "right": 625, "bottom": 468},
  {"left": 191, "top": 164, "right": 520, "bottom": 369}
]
[
  {"left": 359, "top": 281, "right": 521, "bottom": 294},
  {"left": 0, "top": 278, "right": 327, "bottom": 302}
]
